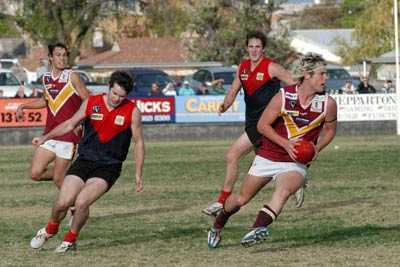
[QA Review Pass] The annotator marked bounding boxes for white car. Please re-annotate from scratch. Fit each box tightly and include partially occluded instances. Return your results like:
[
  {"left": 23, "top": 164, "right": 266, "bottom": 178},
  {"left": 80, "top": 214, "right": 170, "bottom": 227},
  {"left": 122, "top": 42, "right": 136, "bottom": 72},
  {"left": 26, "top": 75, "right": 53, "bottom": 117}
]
[{"left": 0, "top": 69, "right": 32, "bottom": 97}]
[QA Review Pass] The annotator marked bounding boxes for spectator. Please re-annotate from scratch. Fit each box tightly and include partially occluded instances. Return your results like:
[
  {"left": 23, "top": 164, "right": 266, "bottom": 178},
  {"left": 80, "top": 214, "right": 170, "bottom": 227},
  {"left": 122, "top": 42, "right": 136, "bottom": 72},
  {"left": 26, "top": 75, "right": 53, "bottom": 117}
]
[
  {"left": 178, "top": 81, "right": 196, "bottom": 96},
  {"left": 0, "top": 89, "right": 4, "bottom": 98},
  {"left": 209, "top": 79, "right": 226, "bottom": 95},
  {"left": 162, "top": 82, "right": 177, "bottom": 96},
  {"left": 196, "top": 82, "right": 210, "bottom": 95},
  {"left": 357, "top": 76, "right": 376, "bottom": 94},
  {"left": 14, "top": 82, "right": 30, "bottom": 98},
  {"left": 381, "top": 79, "right": 395, "bottom": 93},
  {"left": 149, "top": 82, "right": 164, "bottom": 97},
  {"left": 31, "top": 87, "right": 44, "bottom": 98},
  {"left": 342, "top": 80, "right": 356, "bottom": 94},
  {"left": 36, "top": 58, "right": 48, "bottom": 81}
]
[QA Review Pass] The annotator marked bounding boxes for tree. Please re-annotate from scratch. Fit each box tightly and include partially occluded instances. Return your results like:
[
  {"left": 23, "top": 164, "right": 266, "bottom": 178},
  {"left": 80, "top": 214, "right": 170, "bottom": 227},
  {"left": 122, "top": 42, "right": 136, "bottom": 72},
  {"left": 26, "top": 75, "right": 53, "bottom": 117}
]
[
  {"left": 186, "top": 0, "right": 292, "bottom": 65},
  {"left": 14, "top": 0, "right": 102, "bottom": 65},
  {"left": 337, "top": 0, "right": 397, "bottom": 65}
]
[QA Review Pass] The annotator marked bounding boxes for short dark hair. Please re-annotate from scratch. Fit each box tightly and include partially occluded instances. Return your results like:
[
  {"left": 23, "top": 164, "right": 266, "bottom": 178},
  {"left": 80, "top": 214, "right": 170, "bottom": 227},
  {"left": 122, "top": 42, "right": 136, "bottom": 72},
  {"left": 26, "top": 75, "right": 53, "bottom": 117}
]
[
  {"left": 48, "top": 43, "right": 69, "bottom": 57},
  {"left": 109, "top": 71, "right": 133, "bottom": 94},
  {"left": 246, "top": 31, "right": 266, "bottom": 48}
]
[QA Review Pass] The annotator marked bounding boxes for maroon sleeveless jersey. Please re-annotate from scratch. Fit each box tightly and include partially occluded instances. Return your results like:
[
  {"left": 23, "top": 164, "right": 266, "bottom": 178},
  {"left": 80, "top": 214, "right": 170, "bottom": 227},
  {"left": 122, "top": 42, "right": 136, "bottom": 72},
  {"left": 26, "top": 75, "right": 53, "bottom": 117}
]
[
  {"left": 257, "top": 84, "right": 328, "bottom": 162},
  {"left": 238, "top": 57, "right": 281, "bottom": 128},
  {"left": 77, "top": 94, "right": 136, "bottom": 164},
  {"left": 42, "top": 69, "right": 82, "bottom": 143}
]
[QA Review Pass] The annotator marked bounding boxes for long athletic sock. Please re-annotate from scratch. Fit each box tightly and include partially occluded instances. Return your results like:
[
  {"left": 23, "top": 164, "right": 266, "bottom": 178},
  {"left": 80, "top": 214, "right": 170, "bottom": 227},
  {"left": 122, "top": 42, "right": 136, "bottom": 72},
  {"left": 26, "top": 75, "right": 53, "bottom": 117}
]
[
  {"left": 217, "top": 190, "right": 231, "bottom": 204},
  {"left": 252, "top": 205, "right": 277, "bottom": 228},
  {"left": 45, "top": 221, "right": 59, "bottom": 235},
  {"left": 214, "top": 205, "right": 240, "bottom": 230},
  {"left": 64, "top": 230, "right": 78, "bottom": 243}
]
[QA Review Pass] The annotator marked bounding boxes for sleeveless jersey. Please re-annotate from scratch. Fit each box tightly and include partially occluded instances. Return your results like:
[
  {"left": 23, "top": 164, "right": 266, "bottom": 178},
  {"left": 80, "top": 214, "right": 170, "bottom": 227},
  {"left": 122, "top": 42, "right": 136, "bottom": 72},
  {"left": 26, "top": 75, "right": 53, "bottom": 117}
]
[
  {"left": 238, "top": 56, "right": 281, "bottom": 129},
  {"left": 257, "top": 84, "right": 328, "bottom": 162},
  {"left": 42, "top": 69, "right": 82, "bottom": 143},
  {"left": 78, "top": 94, "right": 136, "bottom": 164}
]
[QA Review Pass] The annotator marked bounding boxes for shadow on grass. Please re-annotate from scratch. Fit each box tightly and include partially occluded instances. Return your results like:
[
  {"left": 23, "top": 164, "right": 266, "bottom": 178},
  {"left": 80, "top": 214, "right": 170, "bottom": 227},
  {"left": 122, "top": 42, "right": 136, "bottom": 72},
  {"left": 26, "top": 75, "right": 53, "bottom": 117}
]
[
  {"left": 78, "top": 224, "right": 207, "bottom": 251},
  {"left": 89, "top": 205, "right": 190, "bottom": 222},
  {"left": 252, "top": 224, "right": 400, "bottom": 253}
]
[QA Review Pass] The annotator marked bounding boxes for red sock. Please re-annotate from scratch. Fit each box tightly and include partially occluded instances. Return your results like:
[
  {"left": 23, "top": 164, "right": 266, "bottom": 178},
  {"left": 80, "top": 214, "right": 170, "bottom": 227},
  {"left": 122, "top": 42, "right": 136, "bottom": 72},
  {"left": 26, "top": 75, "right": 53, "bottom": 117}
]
[
  {"left": 217, "top": 190, "right": 231, "bottom": 204},
  {"left": 45, "top": 222, "right": 59, "bottom": 235},
  {"left": 64, "top": 230, "right": 78, "bottom": 243}
]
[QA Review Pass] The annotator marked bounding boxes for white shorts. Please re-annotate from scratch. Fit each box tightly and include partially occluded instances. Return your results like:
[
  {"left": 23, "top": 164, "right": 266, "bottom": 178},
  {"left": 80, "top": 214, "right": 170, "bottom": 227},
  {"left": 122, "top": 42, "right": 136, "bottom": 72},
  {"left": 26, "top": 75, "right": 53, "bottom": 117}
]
[
  {"left": 40, "top": 139, "right": 76, "bottom": 160},
  {"left": 248, "top": 155, "right": 307, "bottom": 181}
]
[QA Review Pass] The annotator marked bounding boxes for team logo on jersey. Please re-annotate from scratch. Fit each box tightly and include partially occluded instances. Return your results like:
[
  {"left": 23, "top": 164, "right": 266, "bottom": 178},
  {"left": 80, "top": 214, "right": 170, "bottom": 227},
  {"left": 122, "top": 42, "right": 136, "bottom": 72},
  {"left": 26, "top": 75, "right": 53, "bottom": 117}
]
[
  {"left": 92, "top": 105, "right": 101, "bottom": 113},
  {"left": 240, "top": 70, "right": 248, "bottom": 80},
  {"left": 310, "top": 100, "right": 323, "bottom": 113},
  {"left": 256, "top": 72, "right": 264, "bottom": 81},
  {"left": 287, "top": 110, "right": 299, "bottom": 116},
  {"left": 59, "top": 71, "right": 69, "bottom": 83},
  {"left": 114, "top": 115, "right": 125, "bottom": 125},
  {"left": 289, "top": 100, "right": 296, "bottom": 109},
  {"left": 91, "top": 113, "right": 103, "bottom": 120}
]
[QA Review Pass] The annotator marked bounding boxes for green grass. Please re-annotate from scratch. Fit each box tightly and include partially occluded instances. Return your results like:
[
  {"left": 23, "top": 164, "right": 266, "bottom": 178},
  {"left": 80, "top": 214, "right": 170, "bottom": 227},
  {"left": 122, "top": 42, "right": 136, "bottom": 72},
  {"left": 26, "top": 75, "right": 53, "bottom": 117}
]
[{"left": 1, "top": 136, "right": 400, "bottom": 266}]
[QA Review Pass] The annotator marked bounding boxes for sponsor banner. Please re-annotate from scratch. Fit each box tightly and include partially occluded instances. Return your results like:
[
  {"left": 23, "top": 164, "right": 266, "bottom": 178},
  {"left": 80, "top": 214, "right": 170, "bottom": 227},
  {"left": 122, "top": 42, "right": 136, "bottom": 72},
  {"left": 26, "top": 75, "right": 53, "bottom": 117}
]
[
  {"left": 0, "top": 98, "right": 47, "bottom": 128},
  {"left": 130, "top": 97, "right": 175, "bottom": 124},
  {"left": 175, "top": 95, "right": 245, "bottom": 123},
  {"left": 332, "top": 93, "right": 397, "bottom": 121}
]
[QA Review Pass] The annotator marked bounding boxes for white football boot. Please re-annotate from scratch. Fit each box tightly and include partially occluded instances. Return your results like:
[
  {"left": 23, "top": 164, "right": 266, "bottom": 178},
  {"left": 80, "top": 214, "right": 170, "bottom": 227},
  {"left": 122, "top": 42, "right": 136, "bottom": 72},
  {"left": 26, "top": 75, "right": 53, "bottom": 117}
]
[
  {"left": 30, "top": 227, "right": 54, "bottom": 249},
  {"left": 202, "top": 202, "right": 223, "bottom": 217},
  {"left": 54, "top": 241, "right": 77, "bottom": 253}
]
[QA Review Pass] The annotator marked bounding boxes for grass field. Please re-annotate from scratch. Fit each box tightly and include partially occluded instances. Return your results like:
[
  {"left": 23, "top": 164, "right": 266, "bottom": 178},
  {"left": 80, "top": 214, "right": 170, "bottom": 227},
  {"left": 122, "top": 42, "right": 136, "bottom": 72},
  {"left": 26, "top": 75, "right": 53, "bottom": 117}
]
[{"left": 1, "top": 136, "right": 400, "bottom": 267}]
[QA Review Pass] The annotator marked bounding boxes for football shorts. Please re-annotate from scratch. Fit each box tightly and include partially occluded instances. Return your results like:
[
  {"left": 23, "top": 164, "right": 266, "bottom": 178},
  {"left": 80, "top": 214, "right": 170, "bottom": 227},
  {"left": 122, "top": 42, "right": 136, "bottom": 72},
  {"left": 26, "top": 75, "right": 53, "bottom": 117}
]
[
  {"left": 40, "top": 139, "right": 76, "bottom": 160},
  {"left": 248, "top": 155, "right": 307, "bottom": 180}
]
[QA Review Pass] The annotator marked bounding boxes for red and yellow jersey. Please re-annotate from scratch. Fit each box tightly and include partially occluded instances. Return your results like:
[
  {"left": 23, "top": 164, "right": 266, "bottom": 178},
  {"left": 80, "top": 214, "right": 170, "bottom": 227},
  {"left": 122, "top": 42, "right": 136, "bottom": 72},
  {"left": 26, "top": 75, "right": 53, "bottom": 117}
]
[
  {"left": 257, "top": 84, "right": 328, "bottom": 162},
  {"left": 77, "top": 94, "right": 136, "bottom": 164},
  {"left": 42, "top": 69, "right": 82, "bottom": 143},
  {"left": 238, "top": 57, "right": 281, "bottom": 128}
]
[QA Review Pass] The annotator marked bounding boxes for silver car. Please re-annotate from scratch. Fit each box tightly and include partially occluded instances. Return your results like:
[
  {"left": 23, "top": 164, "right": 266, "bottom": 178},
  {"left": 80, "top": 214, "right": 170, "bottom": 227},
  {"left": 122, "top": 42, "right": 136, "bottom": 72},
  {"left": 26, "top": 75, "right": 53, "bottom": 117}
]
[{"left": 0, "top": 69, "right": 32, "bottom": 97}]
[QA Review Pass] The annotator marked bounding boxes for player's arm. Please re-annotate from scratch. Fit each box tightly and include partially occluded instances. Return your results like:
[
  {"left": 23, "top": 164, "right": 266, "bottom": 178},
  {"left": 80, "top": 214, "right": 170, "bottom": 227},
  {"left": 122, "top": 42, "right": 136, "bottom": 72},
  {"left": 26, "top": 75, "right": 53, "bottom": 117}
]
[
  {"left": 315, "top": 96, "right": 337, "bottom": 152},
  {"left": 32, "top": 99, "right": 88, "bottom": 145},
  {"left": 257, "top": 91, "right": 297, "bottom": 159},
  {"left": 16, "top": 97, "right": 47, "bottom": 121},
  {"left": 218, "top": 68, "right": 242, "bottom": 114},
  {"left": 131, "top": 108, "right": 145, "bottom": 193},
  {"left": 268, "top": 62, "right": 296, "bottom": 85},
  {"left": 71, "top": 72, "right": 90, "bottom": 100}
]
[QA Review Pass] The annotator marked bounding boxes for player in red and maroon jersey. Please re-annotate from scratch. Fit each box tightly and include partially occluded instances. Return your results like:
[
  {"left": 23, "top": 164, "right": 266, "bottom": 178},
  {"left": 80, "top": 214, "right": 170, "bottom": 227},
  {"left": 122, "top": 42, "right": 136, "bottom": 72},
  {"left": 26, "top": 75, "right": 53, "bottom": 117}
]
[
  {"left": 16, "top": 43, "right": 89, "bottom": 189},
  {"left": 207, "top": 52, "right": 337, "bottom": 248},
  {"left": 29, "top": 71, "right": 145, "bottom": 253},
  {"left": 203, "top": 31, "right": 297, "bottom": 216}
]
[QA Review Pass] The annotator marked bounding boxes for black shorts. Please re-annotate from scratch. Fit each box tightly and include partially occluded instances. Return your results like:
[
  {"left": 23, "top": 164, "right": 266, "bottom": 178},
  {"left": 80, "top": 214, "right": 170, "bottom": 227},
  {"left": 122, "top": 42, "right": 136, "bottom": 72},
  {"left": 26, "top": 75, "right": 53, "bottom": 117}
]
[
  {"left": 245, "top": 126, "right": 262, "bottom": 149},
  {"left": 66, "top": 158, "right": 122, "bottom": 190}
]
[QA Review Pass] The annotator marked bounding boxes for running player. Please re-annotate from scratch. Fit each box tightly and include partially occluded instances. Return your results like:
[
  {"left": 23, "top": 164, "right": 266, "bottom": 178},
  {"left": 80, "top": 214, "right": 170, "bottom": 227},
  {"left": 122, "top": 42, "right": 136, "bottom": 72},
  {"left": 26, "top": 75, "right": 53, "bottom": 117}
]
[
  {"left": 29, "top": 71, "right": 145, "bottom": 252},
  {"left": 16, "top": 43, "right": 89, "bottom": 189},
  {"left": 207, "top": 52, "right": 337, "bottom": 248}
]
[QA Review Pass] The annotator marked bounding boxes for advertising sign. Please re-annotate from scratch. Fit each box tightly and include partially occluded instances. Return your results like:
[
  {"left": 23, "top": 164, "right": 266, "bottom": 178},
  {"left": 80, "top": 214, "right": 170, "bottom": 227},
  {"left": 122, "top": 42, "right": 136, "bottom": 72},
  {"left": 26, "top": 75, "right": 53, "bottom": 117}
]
[
  {"left": 332, "top": 94, "right": 397, "bottom": 121},
  {"left": 131, "top": 97, "right": 175, "bottom": 124},
  {"left": 175, "top": 95, "right": 246, "bottom": 123},
  {"left": 0, "top": 98, "right": 47, "bottom": 128}
]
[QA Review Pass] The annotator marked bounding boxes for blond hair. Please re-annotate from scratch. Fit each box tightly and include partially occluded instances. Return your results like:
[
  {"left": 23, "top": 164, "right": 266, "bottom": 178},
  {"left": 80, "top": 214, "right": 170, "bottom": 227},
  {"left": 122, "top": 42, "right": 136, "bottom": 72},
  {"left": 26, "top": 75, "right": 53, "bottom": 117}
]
[{"left": 291, "top": 52, "right": 326, "bottom": 82}]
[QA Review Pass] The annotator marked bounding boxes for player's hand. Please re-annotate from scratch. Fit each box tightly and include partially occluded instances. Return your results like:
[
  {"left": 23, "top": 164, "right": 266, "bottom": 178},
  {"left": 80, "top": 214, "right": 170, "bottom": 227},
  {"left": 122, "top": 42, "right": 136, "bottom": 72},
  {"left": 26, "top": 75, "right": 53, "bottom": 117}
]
[
  {"left": 285, "top": 139, "right": 298, "bottom": 161},
  {"left": 135, "top": 175, "right": 143, "bottom": 193},
  {"left": 32, "top": 136, "right": 45, "bottom": 146},
  {"left": 217, "top": 103, "right": 227, "bottom": 115},
  {"left": 73, "top": 125, "right": 83, "bottom": 136},
  {"left": 16, "top": 106, "right": 24, "bottom": 121}
]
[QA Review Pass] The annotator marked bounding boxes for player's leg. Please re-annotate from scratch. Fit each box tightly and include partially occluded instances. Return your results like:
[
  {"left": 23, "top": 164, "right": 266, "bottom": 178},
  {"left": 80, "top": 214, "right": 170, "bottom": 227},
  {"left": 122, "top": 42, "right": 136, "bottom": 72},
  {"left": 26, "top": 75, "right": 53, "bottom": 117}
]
[
  {"left": 29, "top": 146, "right": 56, "bottom": 182},
  {"left": 52, "top": 140, "right": 76, "bottom": 189},
  {"left": 203, "top": 132, "right": 253, "bottom": 216},
  {"left": 242, "top": 170, "right": 305, "bottom": 247},
  {"left": 208, "top": 174, "right": 270, "bottom": 248},
  {"left": 30, "top": 175, "right": 84, "bottom": 249},
  {"left": 55, "top": 177, "right": 108, "bottom": 253}
]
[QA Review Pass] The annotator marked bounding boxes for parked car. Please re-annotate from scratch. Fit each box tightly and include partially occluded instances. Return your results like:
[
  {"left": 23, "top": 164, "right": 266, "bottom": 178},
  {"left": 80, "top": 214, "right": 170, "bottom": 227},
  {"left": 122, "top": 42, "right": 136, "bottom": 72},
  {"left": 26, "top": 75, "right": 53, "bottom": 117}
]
[
  {"left": 124, "top": 68, "right": 176, "bottom": 97},
  {"left": 185, "top": 66, "right": 236, "bottom": 92},
  {"left": 0, "top": 69, "right": 32, "bottom": 97},
  {"left": 325, "top": 65, "right": 360, "bottom": 93}
]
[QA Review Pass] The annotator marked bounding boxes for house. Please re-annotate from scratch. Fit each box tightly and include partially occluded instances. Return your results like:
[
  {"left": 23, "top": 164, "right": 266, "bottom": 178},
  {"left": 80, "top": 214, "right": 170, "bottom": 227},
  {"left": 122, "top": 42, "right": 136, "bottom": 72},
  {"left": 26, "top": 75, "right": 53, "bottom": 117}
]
[{"left": 371, "top": 50, "right": 399, "bottom": 81}]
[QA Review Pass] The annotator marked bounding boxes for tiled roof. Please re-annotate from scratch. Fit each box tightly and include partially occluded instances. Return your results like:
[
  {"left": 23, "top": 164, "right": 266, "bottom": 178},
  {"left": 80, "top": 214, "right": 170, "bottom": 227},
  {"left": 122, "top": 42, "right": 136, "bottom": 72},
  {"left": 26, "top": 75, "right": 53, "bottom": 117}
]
[{"left": 77, "top": 37, "right": 188, "bottom": 65}]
